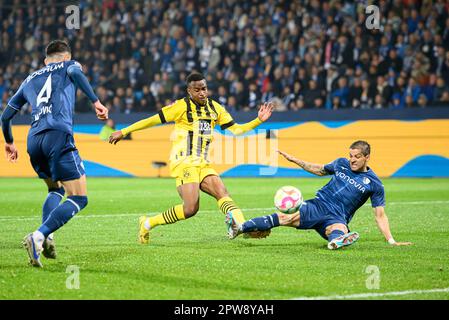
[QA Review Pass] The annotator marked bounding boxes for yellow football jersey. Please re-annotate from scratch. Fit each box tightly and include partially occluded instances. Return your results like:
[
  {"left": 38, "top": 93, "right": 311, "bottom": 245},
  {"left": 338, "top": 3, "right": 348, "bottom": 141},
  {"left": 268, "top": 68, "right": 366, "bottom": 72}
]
[{"left": 159, "top": 97, "right": 234, "bottom": 169}]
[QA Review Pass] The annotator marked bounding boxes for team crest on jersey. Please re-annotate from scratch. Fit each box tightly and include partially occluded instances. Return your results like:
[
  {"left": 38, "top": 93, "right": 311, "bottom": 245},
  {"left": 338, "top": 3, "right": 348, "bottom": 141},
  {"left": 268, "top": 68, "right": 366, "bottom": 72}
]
[
  {"left": 210, "top": 112, "right": 217, "bottom": 120},
  {"left": 183, "top": 169, "right": 191, "bottom": 178},
  {"left": 363, "top": 177, "right": 371, "bottom": 184}
]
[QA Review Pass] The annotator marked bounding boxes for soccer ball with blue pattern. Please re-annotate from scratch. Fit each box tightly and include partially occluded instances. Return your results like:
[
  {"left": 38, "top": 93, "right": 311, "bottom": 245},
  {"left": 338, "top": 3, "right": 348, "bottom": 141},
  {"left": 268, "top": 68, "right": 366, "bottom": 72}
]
[{"left": 274, "top": 186, "right": 303, "bottom": 214}]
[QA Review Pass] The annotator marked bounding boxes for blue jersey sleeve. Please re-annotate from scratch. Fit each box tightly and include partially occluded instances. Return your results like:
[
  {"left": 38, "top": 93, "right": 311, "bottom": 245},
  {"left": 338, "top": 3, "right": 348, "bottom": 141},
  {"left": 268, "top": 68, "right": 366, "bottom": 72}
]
[
  {"left": 1, "top": 105, "right": 19, "bottom": 143},
  {"left": 371, "top": 182, "right": 386, "bottom": 207},
  {"left": 323, "top": 158, "right": 344, "bottom": 174},
  {"left": 7, "top": 82, "right": 28, "bottom": 110},
  {"left": 323, "top": 160, "right": 336, "bottom": 174},
  {"left": 2, "top": 82, "right": 27, "bottom": 143},
  {"left": 67, "top": 61, "right": 98, "bottom": 103}
]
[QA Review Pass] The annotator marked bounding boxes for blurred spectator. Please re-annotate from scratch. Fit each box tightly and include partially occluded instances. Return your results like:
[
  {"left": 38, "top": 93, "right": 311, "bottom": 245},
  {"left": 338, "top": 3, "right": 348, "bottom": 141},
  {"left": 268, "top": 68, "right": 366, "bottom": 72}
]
[
  {"left": 375, "top": 76, "right": 394, "bottom": 107},
  {"left": 246, "top": 83, "right": 260, "bottom": 111},
  {"left": 360, "top": 79, "right": 376, "bottom": 109},
  {"left": 373, "top": 94, "right": 384, "bottom": 109},
  {"left": 405, "top": 77, "right": 422, "bottom": 104},
  {"left": 434, "top": 77, "right": 449, "bottom": 106},
  {"left": 348, "top": 77, "right": 363, "bottom": 108},
  {"left": 217, "top": 85, "right": 228, "bottom": 108},
  {"left": 391, "top": 93, "right": 404, "bottom": 109},
  {"left": 417, "top": 94, "right": 429, "bottom": 108},
  {"left": 304, "top": 80, "right": 324, "bottom": 108},
  {"left": 331, "top": 77, "right": 350, "bottom": 108},
  {"left": 405, "top": 94, "right": 416, "bottom": 108}
]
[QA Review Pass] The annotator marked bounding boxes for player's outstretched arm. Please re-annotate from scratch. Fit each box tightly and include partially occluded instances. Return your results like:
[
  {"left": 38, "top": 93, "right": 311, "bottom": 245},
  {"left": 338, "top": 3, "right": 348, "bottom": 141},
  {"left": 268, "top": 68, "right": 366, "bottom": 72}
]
[
  {"left": 108, "top": 113, "right": 162, "bottom": 145},
  {"left": 373, "top": 206, "right": 412, "bottom": 246},
  {"left": 225, "top": 102, "right": 274, "bottom": 135},
  {"left": 67, "top": 64, "right": 108, "bottom": 120},
  {"left": 1, "top": 105, "right": 19, "bottom": 162},
  {"left": 277, "top": 150, "right": 328, "bottom": 176}
]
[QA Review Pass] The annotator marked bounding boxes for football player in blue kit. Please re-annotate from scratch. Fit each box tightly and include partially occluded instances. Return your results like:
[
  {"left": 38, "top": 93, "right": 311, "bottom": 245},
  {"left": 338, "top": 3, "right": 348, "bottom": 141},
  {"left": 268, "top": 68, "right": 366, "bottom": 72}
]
[
  {"left": 0, "top": 40, "right": 108, "bottom": 267},
  {"left": 227, "top": 141, "right": 412, "bottom": 250}
]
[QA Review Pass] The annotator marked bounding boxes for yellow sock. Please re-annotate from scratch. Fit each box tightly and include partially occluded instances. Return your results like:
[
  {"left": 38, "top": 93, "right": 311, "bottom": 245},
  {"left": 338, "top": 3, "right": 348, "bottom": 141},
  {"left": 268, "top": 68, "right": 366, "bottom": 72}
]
[
  {"left": 148, "top": 204, "right": 185, "bottom": 228},
  {"left": 218, "top": 196, "right": 245, "bottom": 224}
]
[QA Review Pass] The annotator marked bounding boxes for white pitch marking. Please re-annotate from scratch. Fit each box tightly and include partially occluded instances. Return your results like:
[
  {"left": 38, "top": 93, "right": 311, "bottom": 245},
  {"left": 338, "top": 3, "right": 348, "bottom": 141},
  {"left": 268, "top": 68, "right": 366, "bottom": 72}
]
[{"left": 292, "top": 287, "right": 449, "bottom": 300}]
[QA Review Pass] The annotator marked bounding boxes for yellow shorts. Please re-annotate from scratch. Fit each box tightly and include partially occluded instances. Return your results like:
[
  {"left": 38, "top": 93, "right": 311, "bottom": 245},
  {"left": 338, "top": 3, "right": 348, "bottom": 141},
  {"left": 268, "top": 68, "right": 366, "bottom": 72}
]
[{"left": 172, "top": 164, "right": 219, "bottom": 187}]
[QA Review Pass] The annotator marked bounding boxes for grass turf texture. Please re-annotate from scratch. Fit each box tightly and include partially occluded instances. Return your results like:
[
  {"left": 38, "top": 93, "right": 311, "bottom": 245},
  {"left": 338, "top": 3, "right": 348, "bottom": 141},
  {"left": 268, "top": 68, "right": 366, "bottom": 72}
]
[{"left": 0, "top": 177, "right": 448, "bottom": 300}]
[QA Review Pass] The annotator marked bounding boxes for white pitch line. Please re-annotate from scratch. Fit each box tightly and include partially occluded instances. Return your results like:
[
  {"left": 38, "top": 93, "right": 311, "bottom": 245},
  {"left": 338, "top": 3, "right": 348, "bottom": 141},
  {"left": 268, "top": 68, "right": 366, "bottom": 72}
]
[
  {"left": 292, "top": 287, "right": 449, "bottom": 300},
  {"left": 0, "top": 200, "right": 448, "bottom": 222}
]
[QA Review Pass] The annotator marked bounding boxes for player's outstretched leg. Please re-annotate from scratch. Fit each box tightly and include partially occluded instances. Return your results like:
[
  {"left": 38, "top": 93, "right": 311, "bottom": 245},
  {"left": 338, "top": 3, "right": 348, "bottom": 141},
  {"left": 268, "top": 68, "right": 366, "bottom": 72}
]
[
  {"left": 138, "top": 182, "right": 199, "bottom": 244},
  {"left": 41, "top": 179, "right": 65, "bottom": 259},
  {"left": 226, "top": 212, "right": 280, "bottom": 239},
  {"left": 23, "top": 176, "right": 88, "bottom": 268},
  {"left": 200, "top": 175, "right": 270, "bottom": 239},
  {"left": 24, "top": 195, "right": 88, "bottom": 267},
  {"left": 139, "top": 204, "right": 185, "bottom": 244},
  {"left": 326, "top": 224, "right": 359, "bottom": 250},
  {"left": 218, "top": 196, "right": 247, "bottom": 237},
  {"left": 327, "top": 231, "right": 360, "bottom": 250}
]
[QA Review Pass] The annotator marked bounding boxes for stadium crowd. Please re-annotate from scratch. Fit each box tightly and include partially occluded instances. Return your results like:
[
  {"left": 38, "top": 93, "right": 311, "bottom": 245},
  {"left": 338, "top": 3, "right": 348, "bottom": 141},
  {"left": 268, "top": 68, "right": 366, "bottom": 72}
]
[{"left": 1, "top": 0, "right": 449, "bottom": 114}]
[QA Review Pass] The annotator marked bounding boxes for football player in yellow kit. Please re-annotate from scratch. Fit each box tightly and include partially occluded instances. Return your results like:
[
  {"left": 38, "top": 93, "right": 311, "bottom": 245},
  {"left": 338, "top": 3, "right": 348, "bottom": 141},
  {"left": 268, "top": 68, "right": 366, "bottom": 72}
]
[{"left": 109, "top": 73, "right": 273, "bottom": 244}]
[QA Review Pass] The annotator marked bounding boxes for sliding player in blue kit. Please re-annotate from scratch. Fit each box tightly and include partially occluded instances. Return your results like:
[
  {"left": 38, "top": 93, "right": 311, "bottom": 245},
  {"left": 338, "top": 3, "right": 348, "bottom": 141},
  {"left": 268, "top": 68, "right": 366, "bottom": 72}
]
[
  {"left": 227, "top": 141, "right": 412, "bottom": 250},
  {"left": 0, "top": 40, "right": 108, "bottom": 267}
]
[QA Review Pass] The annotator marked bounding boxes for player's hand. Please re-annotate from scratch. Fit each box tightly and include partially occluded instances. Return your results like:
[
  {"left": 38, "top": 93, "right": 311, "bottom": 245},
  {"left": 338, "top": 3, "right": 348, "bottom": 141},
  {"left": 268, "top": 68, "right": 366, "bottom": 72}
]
[
  {"left": 93, "top": 100, "right": 109, "bottom": 120},
  {"left": 5, "top": 143, "right": 18, "bottom": 163},
  {"left": 277, "top": 150, "right": 298, "bottom": 163},
  {"left": 257, "top": 102, "right": 274, "bottom": 122},
  {"left": 391, "top": 241, "right": 413, "bottom": 246},
  {"left": 109, "top": 130, "right": 124, "bottom": 145}
]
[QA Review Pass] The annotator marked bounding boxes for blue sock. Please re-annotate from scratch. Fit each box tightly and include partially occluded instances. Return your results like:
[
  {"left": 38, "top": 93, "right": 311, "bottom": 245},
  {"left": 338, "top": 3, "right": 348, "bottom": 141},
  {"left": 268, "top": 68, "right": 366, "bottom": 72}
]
[
  {"left": 242, "top": 214, "right": 280, "bottom": 233},
  {"left": 38, "top": 196, "right": 88, "bottom": 237},
  {"left": 328, "top": 229, "right": 345, "bottom": 242},
  {"left": 42, "top": 187, "right": 65, "bottom": 224}
]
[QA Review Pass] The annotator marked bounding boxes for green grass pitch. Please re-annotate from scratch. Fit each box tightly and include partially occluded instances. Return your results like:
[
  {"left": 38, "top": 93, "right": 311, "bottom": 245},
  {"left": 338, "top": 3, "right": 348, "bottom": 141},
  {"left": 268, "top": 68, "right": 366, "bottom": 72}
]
[{"left": 0, "top": 177, "right": 448, "bottom": 300}]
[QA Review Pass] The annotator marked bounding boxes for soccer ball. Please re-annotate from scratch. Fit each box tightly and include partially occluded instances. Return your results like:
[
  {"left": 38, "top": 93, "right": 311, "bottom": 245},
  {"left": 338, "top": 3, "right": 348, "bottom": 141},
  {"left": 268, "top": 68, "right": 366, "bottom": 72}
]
[{"left": 274, "top": 186, "right": 303, "bottom": 214}]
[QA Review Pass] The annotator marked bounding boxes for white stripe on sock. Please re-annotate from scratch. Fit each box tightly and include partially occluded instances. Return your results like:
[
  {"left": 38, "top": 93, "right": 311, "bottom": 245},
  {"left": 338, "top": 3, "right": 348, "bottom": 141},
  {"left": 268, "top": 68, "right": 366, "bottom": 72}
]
[
  {"left": 49, "top": 191, "right": 64, "bottom": 199},
  {"left": 66, "top": 198, "right": 81, "bottom": 213}
]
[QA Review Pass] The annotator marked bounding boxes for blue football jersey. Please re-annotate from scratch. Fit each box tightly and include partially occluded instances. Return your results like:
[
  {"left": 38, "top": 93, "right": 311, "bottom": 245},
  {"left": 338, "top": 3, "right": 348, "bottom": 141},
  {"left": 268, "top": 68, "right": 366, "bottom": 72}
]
[
  {"left": 7, "top": 60, "right": 82, "bottom": 136},
  {"left": 315, "top": 158, "right": 385, "bottom": 223}
]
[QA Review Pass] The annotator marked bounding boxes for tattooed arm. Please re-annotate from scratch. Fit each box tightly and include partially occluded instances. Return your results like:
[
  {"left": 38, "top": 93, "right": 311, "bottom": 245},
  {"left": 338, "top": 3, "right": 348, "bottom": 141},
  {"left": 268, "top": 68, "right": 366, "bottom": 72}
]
[{"left": 277, "top": 150, "right": 328, "bottom": 176}]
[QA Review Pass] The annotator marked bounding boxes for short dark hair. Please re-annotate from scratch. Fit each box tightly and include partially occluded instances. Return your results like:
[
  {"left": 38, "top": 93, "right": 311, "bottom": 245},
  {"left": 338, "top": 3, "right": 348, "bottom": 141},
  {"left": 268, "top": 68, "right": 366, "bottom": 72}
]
[
  {"left": 186, "top": 72, "right": 205, "bottom": 86},
  {"left": 350, "top": 140, "right": 371, "bottom": 156},
  {"left": 46, "top": 40, "right": 71, "bottom": 57}
]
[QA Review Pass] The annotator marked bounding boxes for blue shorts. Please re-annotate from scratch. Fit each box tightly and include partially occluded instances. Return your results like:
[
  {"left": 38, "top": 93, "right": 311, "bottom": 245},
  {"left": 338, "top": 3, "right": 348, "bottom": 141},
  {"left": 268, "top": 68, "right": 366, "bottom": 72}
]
[
  {"left": 297, "top": 199, "right": 348, "bottom": 240},
  {"left": 27, "top": 130, "right": 85, "bottom": 182}
]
